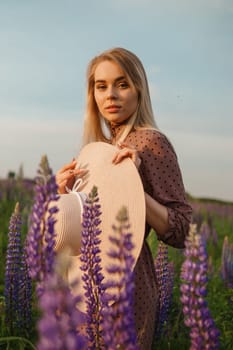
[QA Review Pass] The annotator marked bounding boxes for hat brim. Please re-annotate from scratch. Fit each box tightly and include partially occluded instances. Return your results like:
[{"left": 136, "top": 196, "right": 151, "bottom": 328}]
[{"left": 57, "top": 142, "right": 146, "bottom": 311}]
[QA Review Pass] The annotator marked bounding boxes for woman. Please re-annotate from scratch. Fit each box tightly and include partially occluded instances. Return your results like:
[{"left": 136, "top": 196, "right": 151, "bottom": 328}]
[{"left": 56, "top": 47, "right": 192, "bottom": 349}]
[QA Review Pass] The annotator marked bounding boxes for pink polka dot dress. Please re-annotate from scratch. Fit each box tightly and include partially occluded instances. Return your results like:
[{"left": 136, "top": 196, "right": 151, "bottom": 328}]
[{"left": 111, "top": 125, "right": 192, "bottom": 349}]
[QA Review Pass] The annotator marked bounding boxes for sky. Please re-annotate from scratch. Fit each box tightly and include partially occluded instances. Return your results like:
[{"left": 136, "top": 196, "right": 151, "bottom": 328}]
[{"left": 0, "top": 0, "right": 232, "bottom": 202}]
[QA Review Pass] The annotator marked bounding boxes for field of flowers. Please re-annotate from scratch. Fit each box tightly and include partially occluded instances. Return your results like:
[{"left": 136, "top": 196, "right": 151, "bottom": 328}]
[{"left": 0, "top": 159, "right": 233, "bottom": 350}]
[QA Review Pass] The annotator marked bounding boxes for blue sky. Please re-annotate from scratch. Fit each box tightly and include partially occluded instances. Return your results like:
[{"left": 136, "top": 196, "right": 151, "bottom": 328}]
[{"left": 0, "top": 0, "right": 232, "bottom": 201}]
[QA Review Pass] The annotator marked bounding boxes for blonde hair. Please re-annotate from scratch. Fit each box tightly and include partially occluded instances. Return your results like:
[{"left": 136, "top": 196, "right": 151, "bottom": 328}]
[{"left": 82, "top": 47, "right": 159, "bottom": 145}]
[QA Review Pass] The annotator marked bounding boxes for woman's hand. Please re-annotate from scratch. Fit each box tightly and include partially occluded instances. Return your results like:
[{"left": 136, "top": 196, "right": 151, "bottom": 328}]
[
  {"left": 56, "top": 159, "right": 87, "bottom": 194},
  {"left": 112, "top": 142, "right": 141, "bottom": 169}
]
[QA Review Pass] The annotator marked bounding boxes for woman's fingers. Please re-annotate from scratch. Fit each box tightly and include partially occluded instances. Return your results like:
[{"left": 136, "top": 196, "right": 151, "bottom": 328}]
[
  {"left": 57, "top": 159, "right": 77, "bottom": 175},
  {"left": 56, "top": 171, "right": 75, "bottom": 194},
  {"left": 56, "top": 159, "right": 88, "bottom": 194},
  {"left": 112, "top": 142, "right": 141, "bottom": 169},
  {"left": 112, "top": 148, "right": 134, "bottom": 163}
]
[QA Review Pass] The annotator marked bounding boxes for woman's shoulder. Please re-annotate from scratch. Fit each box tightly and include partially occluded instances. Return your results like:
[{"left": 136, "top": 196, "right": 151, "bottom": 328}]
[
  {"left": 127, "top": 127, "right": 177, "bottom": 160},
  {"left": 134, "top": 127, "right": 174, "bottom": 149}
]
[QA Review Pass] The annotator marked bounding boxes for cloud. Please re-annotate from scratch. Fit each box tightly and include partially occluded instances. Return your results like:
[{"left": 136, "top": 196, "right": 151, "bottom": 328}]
[
  {"left": 108, "top": 0, "right": 233, "bottom": 15},
  {"left": 0, "top": 115, "right": 83, "bottom": 178},
  {"left": 164, "top": 129, "right": 233, "bottom": 201},
  {"left": 148, "top": 81, "right": 161, "bottom": 102},
  {"left": 148, "top": 65, "right": 161, "bottom": 74},
  {"left": 207, "top": 0, "right": 233, "bottom": 12}
]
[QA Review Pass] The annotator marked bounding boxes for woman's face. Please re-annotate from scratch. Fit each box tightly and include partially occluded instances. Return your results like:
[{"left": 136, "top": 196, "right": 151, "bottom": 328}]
[{"left": 94, "top": 60, "right": 138, "bottom": 125}]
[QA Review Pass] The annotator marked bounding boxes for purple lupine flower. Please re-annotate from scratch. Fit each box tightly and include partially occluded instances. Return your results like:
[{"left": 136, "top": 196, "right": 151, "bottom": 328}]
[
  {"left": 80, "top": 186, "right": 105, "bottom": 349},
  {"left": 199, "top": 219, "right": 218, "bottom": 247},
  {"left": 180, "top": 224, "right": 220, "bottom": 350},
  {"left": 191, "top": 201, "right": 233, "bottom": 224},
  {"left": 4, "top": 202, "right": 22, "bottom": 334},
  {"left": 154, "top": 241, "right": 174, "bottom": 336},
  {"left": 199, "top": 221, "right": 212, "bottom": 242},
  {"left": 220, "top": 236, "right": 233, "bottom": 288},
  {"left": 4, "top": 202, "right": 32, "bottom": 335},
  {"left": 101, "top": 206, "right": 139, "bottom": 350},
  {"left": 18, "top": 246, "right": 33, "bottom": 334},
  {"left": 25, "top": 155, "right": 58, "bottom": 290},
  {"left": 37, "top": 264, "right": 87, "bottom": 350}
]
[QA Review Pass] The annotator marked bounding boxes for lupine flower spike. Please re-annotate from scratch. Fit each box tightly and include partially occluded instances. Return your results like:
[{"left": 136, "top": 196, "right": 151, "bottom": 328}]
[
  {"left": 25, "top": 155, "right": 58, "bottom": 294},
  {"left": 180, "top": 224, "right": 220, "bottom": 350},
  {"left": 101, "top": 206, "right": 139, "bottom": 350},
  {"left": 220, "top": 236, "right": 233, "bottom": 288},
  {"left": 18, "top": 245, "right": 33, "bottom": 334},
  {"left": 4, "top": 202, "right": 32, "bottom": 335},
  {"left": 37, "top": 254, "right": 87, "bottom": 350},
  {"left": 154, "top": 241, "right": 174, "bottom": 336},
  {"left": 80, "top": 186, "right": 105, "bottom": 350}
]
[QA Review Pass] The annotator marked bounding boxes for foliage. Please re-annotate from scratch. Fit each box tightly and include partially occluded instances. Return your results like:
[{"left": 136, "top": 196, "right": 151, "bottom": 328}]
[
  {"left": 148, "top": 200, "right": 233, "bottom": 350},
  {"left": 0, "top": 174, "right": 233, "bottom": 349}
]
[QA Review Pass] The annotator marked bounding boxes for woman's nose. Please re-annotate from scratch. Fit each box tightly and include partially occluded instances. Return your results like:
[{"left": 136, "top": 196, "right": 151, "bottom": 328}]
[{"left": 107, "top": 86, "right": 117, "bottom": 99}]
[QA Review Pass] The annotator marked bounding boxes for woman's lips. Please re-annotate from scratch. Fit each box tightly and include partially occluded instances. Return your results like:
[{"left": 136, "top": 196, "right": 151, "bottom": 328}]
[{"left": 105, "top": 105, "right": 121, "bottom": 113}]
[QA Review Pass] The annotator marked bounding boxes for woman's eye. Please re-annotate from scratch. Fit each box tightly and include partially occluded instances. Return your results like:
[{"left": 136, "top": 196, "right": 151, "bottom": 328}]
[
  {"left": 96, "top": 84, "right": 106, "bottom": 90},
  {"left": 118, "top": 82, "right": 129, "bottom": 89}
]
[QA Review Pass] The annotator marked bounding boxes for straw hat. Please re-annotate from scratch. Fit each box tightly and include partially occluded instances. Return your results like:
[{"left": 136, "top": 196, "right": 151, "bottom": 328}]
[{"left": 50, "top": 141, "right": 145, "bottom": 312}]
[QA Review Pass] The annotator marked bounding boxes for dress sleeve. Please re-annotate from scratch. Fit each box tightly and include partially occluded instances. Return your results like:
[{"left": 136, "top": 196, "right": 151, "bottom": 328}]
[{"left": 139, "top": 130, "right": 192, "bottom": 248}]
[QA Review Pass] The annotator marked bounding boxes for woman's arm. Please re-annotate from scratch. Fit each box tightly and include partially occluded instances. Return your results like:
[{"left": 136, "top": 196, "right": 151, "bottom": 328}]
[
  {"left": 144, "top": 192, "right": 169, "bottom": 236},
  {"left": 113, "top": 140, "right": 171, "bottom": 236},
  {"left": 112, "top": 132, "right": 192, "bottom": 248}
]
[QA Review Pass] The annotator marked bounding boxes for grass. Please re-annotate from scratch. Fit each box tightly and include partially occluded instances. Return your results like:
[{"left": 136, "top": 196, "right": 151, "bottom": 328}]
[{"left": 0, "top": 177, "right": 233, "bottom": 349}]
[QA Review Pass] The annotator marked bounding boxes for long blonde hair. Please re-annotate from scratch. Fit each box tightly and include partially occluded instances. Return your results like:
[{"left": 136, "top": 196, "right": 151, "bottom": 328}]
[{"left": 82, "top": 47, "right": 159, "bottom": 145}]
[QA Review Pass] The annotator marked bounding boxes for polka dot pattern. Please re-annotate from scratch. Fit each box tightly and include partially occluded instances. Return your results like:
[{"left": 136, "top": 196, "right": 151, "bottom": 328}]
[
  {"left": 126, "top": 128, "right": 192, "bottom": 248},
  {"left": 111, "top": 125, "right": 192, "bottom": 349}
]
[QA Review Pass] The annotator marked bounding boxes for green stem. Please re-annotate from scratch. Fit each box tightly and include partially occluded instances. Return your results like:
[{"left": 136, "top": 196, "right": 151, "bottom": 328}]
[{"left": 0, "top": 336, "right": 36, "bottom": 350}]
